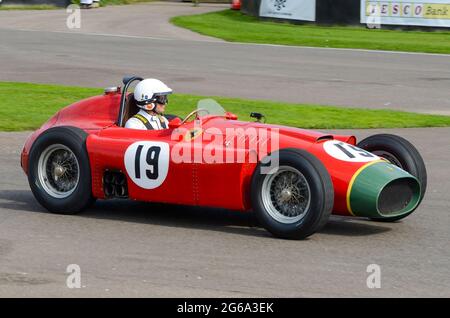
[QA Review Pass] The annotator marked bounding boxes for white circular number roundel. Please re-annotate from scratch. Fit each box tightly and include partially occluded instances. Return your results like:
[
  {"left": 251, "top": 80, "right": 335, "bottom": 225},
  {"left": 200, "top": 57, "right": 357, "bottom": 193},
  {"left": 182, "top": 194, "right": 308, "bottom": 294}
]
[
  {"left": 323, "top": 140, "right": 380, "bottom": 162},
  {"left": 124, "top": 141, "right": 170, "bottom": 189}
]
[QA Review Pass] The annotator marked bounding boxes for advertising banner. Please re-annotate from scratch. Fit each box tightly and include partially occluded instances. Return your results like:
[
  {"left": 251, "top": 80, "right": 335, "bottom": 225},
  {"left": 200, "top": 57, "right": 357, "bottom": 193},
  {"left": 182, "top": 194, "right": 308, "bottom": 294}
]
[
  {"left": 361, "top": 0, "right": 450, "bottom": 27},
  {"left": 260, "top": 0, "right": 317, "bottom": 22}
]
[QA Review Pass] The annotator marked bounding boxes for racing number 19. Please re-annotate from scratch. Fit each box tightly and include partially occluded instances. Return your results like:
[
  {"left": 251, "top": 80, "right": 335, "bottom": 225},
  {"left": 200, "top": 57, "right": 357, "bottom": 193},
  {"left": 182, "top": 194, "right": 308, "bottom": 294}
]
[
  {"left": 134, "top": 145, "right": 160, "bottom": 180},
  {"left": 334, "top": 143, "right": 374, "bottom": 159}
]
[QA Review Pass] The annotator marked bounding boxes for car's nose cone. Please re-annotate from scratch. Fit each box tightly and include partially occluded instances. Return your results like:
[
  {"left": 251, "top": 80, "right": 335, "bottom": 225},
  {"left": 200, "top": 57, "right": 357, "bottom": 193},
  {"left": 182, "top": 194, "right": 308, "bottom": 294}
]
[{"left": 347, "top": 161, "right": 421, "bottom": 218}]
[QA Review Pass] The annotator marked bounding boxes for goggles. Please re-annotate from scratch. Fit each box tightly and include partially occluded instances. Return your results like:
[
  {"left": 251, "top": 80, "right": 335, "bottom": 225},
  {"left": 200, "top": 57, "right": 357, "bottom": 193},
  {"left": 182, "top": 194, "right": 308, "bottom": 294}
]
[
  {"left": 136, "top": 94, "right": 169, "bottom": 107},
  {"left": 154, "top": 95, "right": 169, "bottom": 105}
]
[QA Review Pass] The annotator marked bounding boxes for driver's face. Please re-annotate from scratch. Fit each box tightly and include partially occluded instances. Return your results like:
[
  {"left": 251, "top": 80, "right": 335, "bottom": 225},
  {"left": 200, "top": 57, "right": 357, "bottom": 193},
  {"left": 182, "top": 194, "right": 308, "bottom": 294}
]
[{"left": 155, "top": 103, "right": 166, "bottom": 114}]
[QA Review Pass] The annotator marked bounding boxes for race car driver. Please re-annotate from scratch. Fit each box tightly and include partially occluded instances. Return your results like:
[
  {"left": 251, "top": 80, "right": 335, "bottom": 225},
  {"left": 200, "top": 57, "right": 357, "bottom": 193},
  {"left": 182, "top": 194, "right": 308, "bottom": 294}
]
[{"left": 125, "top": 78, "right": 172, "bottom": 130}]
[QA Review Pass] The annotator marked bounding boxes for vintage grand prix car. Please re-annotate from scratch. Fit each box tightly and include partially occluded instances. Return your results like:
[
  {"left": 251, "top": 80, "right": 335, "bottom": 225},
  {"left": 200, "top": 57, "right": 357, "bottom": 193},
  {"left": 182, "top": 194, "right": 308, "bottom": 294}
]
[{"left": 21, "top": 76, "right": 427, "bottom": 239}]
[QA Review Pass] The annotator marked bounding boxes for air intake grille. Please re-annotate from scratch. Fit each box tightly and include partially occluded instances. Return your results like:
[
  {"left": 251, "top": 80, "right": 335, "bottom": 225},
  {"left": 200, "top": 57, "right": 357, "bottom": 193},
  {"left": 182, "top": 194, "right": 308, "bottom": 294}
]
[{"left": 378, "top": 179, "right": 415, "bottom": 215}]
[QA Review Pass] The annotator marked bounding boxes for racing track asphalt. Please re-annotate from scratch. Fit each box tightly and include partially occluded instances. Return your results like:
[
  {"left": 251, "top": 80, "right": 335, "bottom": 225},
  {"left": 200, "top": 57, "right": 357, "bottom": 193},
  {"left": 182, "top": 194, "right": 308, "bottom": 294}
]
[
  {"left": 0, "top": 128, "right": 449, "bottom": 297},
  {"left": 0, "top": 2, "right": 449, "bottom": 297},
  {"left": 0, "top": 2, "right": 449, "bottom": 114}
]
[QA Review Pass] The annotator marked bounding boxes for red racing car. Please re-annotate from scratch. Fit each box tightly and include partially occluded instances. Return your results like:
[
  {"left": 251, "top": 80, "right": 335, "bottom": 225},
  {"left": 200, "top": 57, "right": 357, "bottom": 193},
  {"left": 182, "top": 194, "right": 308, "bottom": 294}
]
[{"left": 21, "top": 76, "right": 427, "bottom": 239}]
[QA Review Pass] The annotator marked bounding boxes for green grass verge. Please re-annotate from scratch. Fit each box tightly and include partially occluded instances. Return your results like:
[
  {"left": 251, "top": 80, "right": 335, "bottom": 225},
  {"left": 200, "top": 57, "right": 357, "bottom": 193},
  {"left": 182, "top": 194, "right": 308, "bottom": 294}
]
[
  {"left": 0, "top": 5, "right": 58, "bottom": 10},
  {"left": 1, "top": 82, "right": 450, "bottom": 131},
  {"left": 98, "top": 0, "right": 155, "bottom": 5},
  {"left": 171, "top": 10, "right": 450, "bottom": 54},
  {"left": 71, "top": 0, "right": 155, "bottom": 6},
  {"left": 0, "top": 1, "right": 155, "bottom": 10}
]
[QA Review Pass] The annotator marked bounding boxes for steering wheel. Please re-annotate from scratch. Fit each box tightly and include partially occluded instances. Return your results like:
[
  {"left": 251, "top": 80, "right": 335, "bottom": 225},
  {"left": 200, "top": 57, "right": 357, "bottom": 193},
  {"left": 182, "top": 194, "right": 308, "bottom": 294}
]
[{"left": 181, "top": 108, "right": 209, "bottom": 125}]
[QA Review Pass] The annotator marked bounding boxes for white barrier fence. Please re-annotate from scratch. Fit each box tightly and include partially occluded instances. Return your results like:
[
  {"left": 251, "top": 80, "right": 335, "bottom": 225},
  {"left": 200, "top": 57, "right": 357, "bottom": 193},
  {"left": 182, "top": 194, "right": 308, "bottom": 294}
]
[{"left": 259, "top": 0, "right": 317, "bottom": 22}]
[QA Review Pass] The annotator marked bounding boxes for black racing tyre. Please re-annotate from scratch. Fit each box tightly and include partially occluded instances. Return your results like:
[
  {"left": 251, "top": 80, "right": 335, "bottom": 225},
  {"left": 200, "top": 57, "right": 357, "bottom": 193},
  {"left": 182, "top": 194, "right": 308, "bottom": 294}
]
[
  {"left": 251, "top": 149, "right": 334, "bottom": 239},
  {"left": 357, "top": 134, "right": 427, "bottom": 222},
  {"left": 28, "top": 126, "right": 94, "bottom": 214}
]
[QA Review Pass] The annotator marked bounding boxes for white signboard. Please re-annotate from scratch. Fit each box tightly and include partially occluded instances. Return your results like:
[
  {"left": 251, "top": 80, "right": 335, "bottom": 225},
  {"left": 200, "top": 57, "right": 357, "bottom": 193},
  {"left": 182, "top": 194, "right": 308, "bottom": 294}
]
[
  {"left": 361, "top": 0, "right": 450, "bottom": 27},
  {"left": 260, "top": 0, "right": 316, "bottom": 22}
]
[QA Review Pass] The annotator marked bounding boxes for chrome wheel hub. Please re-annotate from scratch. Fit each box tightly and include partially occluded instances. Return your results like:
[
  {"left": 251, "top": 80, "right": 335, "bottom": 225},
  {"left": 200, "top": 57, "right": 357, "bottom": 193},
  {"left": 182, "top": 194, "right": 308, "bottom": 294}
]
[
  {"left": 53, "top": 165, "right": 66, "bottom": 178},
  {"left": 37, "top": 144, "right": 80, "bottom": 199},
  {"left": 261, "top": 166, "right": 311, "bottom": 224},
  {"left": 280, "top": 188, "right": 293, "bottom": 202}
]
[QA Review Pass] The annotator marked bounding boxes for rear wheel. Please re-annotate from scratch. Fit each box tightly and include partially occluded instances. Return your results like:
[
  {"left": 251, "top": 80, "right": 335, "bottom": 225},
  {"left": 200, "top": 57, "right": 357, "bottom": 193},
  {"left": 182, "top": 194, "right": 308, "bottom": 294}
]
[
  {"left": 28, "top": 126, "right": 94, "bottom": 214},
  {"left": 357, "top": 134, "right": 427, "bottom": 222},
  {"left": 251, "top": 149, "right": 334, "bottom": 239}
]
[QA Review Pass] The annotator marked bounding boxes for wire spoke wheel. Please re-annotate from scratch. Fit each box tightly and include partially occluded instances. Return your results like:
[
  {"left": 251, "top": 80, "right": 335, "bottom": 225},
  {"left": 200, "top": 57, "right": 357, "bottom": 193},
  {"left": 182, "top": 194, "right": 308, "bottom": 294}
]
[
  {"left": 251, "top": 149, "right": 333, "bottom": 239},
  {"left": 261, "top": 166, "right": 311, "bottom": 224},
  {"left": 37, "top": 144, "right": 80, "bottom": 199},
  {"left": 28, "top": 127, "right": 94, "bottom": 214}
]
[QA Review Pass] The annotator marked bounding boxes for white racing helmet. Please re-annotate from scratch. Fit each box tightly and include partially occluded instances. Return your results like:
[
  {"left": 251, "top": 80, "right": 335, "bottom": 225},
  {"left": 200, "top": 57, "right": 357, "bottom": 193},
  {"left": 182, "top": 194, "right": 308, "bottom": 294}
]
[{"left": 134, "top": 78, "right": 172, "bottom": 111}]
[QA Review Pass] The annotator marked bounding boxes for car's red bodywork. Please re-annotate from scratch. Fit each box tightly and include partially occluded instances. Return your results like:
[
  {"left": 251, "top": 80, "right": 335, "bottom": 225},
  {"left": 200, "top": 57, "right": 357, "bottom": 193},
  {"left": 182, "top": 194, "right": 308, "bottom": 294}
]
[{"left": 21, "top": 90, "right": 387, "bottom": 218}]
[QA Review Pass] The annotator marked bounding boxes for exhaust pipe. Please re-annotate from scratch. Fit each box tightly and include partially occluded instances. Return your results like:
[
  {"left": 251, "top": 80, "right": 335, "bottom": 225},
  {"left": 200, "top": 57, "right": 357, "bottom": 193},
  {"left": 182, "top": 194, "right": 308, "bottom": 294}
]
[{"left": 103, "top": 171, "right": 128, "bottom": 199}]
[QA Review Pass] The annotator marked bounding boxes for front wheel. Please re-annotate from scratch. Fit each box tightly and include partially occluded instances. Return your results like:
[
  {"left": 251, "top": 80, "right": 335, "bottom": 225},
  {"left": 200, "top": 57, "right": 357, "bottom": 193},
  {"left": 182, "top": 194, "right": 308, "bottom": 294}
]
[
  {"left": 28, "top": 126, "right": 94, "bottom": 214},
  {"left": 357, "top": 134, "right": 427, "bottom": 222},
  {"left": 251, "top": 149, "right": 334, "bottom": 239}
]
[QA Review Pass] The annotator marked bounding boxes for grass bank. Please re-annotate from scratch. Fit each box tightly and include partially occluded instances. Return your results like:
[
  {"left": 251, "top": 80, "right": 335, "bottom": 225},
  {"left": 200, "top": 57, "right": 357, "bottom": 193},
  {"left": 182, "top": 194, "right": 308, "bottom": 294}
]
[
  {"left": 0, "top": 1, "right": 155, "bottom": 10},
  {"left": 171, "top": 10, "right": 450, "bottom": 54},
  {"left": 0, "top": 5, "right": 57, "bottom": 10},
  {"left": 1, "top": 82, "right": 450, "bottom": 131}
]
